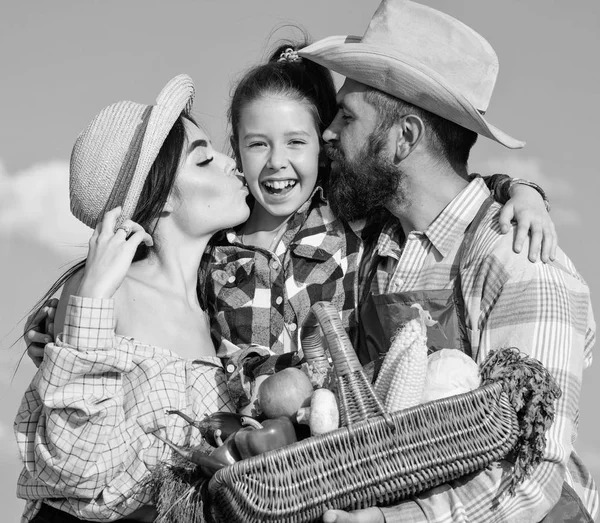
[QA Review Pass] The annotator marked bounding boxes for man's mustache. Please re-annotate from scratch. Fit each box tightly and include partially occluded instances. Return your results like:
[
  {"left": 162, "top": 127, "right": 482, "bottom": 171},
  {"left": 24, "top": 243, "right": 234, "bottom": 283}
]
[{"left": 324, "top": 143, "right": 343, "bottom": 161}]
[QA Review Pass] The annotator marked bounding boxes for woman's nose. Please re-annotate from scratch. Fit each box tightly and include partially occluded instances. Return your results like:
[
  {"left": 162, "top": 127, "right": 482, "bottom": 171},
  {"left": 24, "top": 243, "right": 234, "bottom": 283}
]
[{"left": 217, "top": 151, "right": 237, "bottom": 175}]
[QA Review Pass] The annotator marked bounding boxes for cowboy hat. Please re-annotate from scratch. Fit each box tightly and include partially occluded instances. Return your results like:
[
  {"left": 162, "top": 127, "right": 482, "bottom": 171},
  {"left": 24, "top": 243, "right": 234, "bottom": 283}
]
[
  {"left": 299, "top": 0, "right": 525, "bottom": 149},
  {"left": 70, "top": 74, "right": 195, "bottom": 229}
]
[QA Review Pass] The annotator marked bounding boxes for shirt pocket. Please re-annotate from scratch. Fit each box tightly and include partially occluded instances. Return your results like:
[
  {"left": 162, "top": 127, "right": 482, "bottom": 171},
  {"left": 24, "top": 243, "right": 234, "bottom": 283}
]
[
  {"left": 291, "top": 244, "right": 344, "bottom": 284},
  {"left": 210, "top": 258, "right": 255, "bottom": 310}
]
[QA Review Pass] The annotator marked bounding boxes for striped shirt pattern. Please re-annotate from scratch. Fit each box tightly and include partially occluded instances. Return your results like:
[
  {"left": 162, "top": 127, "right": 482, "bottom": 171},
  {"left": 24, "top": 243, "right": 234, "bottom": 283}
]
[
  {"left": 14, "top": 296, "right": 233, "bottom": 522},
  {"left": 201, "top": 188, "right": 364, "bottom": 356},
  {"left": 367, "top": 177, "right": 599, "bottom": 523}
]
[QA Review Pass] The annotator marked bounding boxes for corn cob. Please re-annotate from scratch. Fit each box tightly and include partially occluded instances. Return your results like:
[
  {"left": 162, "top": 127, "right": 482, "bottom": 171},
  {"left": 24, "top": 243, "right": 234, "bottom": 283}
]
[
  {"left": 374, "top": 317, "right": 422, "bottom": 399},
  {"left": 383, "top": 332, "right": 428, "bottom": 411},
  {"left": 374, "top": 310, "right": 429, "bottom": 412}
]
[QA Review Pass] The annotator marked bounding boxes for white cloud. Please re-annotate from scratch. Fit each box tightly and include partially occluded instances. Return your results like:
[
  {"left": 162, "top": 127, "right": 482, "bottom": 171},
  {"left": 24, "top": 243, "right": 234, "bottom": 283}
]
[
  {"left": 0, "top": 159, "right": 92, "bottom": 253},
  {"left": 472, "top": 155, "right": 581, "bottom": 226}
]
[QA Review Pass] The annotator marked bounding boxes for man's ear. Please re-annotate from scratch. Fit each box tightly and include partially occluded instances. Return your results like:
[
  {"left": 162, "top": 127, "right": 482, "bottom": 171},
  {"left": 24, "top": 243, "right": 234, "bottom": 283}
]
[{"left": 394, "top": 114, "right": 425, "bottom": 162}]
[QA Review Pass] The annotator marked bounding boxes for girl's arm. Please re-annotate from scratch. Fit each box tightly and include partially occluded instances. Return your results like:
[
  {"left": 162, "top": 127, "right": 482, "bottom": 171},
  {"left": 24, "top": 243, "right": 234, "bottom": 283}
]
[{"left": 484, "top": 174, "right": 555, "bottom": 263}]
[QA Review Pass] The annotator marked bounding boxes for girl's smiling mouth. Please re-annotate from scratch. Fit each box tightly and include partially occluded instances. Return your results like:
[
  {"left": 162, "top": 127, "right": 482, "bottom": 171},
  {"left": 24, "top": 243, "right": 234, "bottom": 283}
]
[{"left": 262, "top": 179, "right": 297, "bottom": 195}]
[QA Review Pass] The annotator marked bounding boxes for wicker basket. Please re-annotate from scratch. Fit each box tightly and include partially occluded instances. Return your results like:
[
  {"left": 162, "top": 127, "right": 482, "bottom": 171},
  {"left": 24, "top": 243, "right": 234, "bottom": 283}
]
[{"left": 207, "top": 302, "right": 521, "bottom": 522}]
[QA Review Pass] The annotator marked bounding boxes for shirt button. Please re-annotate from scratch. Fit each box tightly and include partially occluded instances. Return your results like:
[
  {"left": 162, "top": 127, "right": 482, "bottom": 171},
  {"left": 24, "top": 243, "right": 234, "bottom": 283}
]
[
  {"left": 275, "top": 296, "right": 283, "bottom": 305},
  {"left": 227, "top": 275, "right": 236, "bottom": 283},
  {"left": 226, "top": 364, "right": 235, "bottom": 373},
  {"left": 289, "top": 323, "right": 297, "bottom": 332},
  {"left": 271, "top": 261, "right": 279, "bottom": 270}
]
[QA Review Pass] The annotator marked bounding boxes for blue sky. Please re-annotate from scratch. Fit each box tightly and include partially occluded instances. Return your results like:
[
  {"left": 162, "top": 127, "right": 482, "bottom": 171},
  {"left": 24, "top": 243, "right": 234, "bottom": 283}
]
[{"left": 1, "top": 1, "right": 598, "bottom": 520}]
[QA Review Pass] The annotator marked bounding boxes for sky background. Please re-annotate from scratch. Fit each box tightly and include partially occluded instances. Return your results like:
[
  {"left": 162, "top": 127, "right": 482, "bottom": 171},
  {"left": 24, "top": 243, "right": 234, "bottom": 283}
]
[{"left": 1, "top": 1, "right": 598, "bottom": 520}]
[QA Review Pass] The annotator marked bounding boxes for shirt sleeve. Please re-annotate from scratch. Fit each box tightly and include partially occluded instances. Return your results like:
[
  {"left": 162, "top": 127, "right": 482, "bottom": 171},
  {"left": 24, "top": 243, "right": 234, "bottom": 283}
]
[
  {"left": 15, "top": 295, "right": 137, "bottom": 498},
  {"left": 381, "top": 238, "right": 594, "bottom": 522}
]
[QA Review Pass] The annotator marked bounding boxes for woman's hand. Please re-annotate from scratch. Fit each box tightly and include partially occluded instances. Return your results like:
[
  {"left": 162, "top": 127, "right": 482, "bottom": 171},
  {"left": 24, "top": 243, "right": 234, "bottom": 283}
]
[
  {"left": 78, "top": 207, "right": 153, "bottom": 299},
  {"left": 499, "top": 183, "right": 556, "bottom": 263},
  {"left": 24, "top": 298, "right": 57, "bottom": 367}
]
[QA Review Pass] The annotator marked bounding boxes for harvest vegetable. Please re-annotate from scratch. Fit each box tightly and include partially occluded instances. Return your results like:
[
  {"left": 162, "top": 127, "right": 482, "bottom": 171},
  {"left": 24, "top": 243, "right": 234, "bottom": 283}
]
[
  {"left": 233, "top": 416, "right": 297, "bottom": 459},
  {"left": 301, "top": 310, "right": 335, "bottom": 389},
  {"left": 166, "top": 409, "right": 247, "bottom": 447},
  {"left": 296, "top": 388, "right": 339, "bottom": 436},
  {"left": 258, "top": 367, "right": 314, "bottom": 419},
  {"left": 153, "top": 431, "right": 239, "bottom": 477},
  {"left": 374, "top": 309, "right": 429, "bottom": 412},
  {"left": 479, "top": 347, "right": 561, "bottom": 493},
  {"left": 421, "top": 349, "right": 481, "bottom": 403}
]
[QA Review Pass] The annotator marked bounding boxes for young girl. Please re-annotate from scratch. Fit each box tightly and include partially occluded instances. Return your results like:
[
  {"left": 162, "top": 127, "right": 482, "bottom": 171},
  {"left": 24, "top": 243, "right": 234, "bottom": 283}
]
[{"left": 199, "top": 43, "right": 553, "bottom": 411}]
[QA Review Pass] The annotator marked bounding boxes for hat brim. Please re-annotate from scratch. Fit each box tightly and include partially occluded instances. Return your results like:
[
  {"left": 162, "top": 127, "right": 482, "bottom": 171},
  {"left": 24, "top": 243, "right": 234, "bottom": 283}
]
[
  {"left": 300, "top": 36, "right": 524, "bottom": 150},
  {"left": 118, "top": 74, "right": 196, "bottom": 226}
]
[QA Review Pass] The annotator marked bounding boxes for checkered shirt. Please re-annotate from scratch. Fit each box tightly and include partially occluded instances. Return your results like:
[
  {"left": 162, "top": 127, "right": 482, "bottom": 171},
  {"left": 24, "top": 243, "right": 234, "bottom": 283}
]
[
  {"left": 14, "top": 295, "right": 233, "bottom": 522},
  {"left": 200, "top": 187, "right": 364, "bottom": 356},
  {"left": 362, "top": 176, "right": 599, "bottom": 523}
]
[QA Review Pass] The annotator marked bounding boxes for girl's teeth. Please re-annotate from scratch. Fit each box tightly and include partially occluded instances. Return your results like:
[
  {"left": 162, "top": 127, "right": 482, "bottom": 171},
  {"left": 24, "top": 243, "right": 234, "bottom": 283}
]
[{"left": 264, "top": 180, "right": 296, "bottom": 190}]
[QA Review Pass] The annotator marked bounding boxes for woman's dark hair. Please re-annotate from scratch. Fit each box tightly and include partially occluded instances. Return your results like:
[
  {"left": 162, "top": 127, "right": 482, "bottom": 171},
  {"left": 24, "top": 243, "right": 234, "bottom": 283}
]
[
  {"left": 21, "top": 113, "right": 195, "bottom": 346},
  {"left": 228, "top": 42, "right": 337, "bottom": 190}
]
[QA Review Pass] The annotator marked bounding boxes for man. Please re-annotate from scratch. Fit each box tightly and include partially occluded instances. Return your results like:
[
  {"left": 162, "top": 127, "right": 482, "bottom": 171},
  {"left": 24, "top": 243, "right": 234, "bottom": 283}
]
[{"left": 300, "top": 1, "right": 598, "bottom": 522}]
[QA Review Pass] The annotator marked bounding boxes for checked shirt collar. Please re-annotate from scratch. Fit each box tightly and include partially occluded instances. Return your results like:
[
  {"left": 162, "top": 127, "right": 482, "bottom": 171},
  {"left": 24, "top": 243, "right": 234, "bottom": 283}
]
[
  {"left": 374, "top": 176, "right": 490, "bottom": 261},
  {"left": 223, "top": 185, "right": 341, "bottom": 255}
]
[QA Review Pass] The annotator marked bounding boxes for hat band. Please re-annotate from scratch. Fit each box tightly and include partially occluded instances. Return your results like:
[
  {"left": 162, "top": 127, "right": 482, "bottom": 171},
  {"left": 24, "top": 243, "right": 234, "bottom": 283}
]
[{"left": 104, "top": 105, "right": 154, "bottom": 217}]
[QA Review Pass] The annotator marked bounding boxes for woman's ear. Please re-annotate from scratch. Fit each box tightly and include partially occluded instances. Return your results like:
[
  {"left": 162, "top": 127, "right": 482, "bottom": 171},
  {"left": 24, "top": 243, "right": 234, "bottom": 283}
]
[
  {"left": 163, "top": 193, "right": 175, "bottom": 214},
  {"left": 394, "top": 114, "right": 424, "bottom": 162}
]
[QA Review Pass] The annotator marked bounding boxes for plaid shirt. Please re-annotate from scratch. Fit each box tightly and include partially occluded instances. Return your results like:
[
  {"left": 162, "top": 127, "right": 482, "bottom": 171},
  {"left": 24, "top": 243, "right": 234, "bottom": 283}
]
[
  {"left": 201, "top": 187, "right": 364, "bottom": 357},
  {"left": 362, "top": 177, "right": 599, "bottom": 523},
  {"left": 14, "top": 295, "right": 233, "bottom": 522}
]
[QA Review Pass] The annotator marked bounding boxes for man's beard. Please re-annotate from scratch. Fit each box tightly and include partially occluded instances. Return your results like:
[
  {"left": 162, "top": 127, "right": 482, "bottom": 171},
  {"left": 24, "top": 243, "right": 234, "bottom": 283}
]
[{"left": 325, "top": 132, "right": 401, "bottom": 222}]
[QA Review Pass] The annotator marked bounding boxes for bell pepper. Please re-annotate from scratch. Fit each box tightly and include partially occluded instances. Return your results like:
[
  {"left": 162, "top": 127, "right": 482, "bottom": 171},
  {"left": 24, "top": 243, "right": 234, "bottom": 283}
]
[
  {"left": 167, "top": 409, "right": 247, "bottom": 447},
  {"left": 211, "top": 429, "right": 242, "bottom": 465},
  {"left": 234, "top": 416, "right": 297, "bottom": 459}
]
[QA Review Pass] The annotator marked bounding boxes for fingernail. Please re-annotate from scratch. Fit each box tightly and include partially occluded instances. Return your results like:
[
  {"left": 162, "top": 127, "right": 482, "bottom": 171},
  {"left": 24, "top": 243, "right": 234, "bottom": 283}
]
[{"left": 44, "top": 337, "right": 52, "bottom": 343}]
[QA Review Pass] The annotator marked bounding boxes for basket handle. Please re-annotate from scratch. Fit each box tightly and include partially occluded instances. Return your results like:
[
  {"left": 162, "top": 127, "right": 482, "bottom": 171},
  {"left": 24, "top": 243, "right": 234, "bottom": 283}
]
[{"left": 309, "top": 302, "right": 391, "bottom": 426}]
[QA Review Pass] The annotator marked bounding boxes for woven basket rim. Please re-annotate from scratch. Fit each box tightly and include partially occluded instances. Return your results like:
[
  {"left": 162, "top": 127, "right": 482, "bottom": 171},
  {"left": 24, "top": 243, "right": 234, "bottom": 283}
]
[{"left": 210, "top": 381, "right": 512, "bottom": 485}]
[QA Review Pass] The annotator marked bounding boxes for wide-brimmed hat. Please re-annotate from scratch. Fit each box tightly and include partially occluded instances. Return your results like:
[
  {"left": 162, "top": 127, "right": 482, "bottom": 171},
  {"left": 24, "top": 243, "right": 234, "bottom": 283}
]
[
  {"left": 299, "top": 0, "right": 524, "bottom": 149},
  {"left": 70, "top": 74, "right": 195, "bottom": 229}
]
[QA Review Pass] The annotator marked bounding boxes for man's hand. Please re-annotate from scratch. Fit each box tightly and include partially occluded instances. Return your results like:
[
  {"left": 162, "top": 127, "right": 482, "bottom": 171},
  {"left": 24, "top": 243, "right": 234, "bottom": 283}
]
[{"left": 322, "top": 507, "right": 385, "bottom": 523}]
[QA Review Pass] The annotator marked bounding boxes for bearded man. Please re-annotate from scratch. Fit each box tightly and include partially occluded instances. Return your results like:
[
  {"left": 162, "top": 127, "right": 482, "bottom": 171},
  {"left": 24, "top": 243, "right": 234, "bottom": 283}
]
[{"left": 301, "top": 1, "right": 598, "bottom": 522}]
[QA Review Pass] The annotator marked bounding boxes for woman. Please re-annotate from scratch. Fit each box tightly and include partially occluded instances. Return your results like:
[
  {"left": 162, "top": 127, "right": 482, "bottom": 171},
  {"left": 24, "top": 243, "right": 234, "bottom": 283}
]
[{"left": 14, "top": 74, "right": 250, "bottom": 522}]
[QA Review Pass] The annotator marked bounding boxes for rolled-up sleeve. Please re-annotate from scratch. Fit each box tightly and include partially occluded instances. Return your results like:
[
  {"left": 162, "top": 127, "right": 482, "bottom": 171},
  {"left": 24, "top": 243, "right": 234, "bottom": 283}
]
[{"left": 15, "top": 295, "right": 136, "bottom": 497}]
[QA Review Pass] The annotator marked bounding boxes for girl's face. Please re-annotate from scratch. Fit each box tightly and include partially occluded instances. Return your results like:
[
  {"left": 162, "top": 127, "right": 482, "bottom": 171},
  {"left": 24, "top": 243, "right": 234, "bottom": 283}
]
[
  {"left": 169, "top": 119, "right": 250, "bottom": 236},
  {"left": 237, "top": 95, "right": 320, "bottom": 219}
]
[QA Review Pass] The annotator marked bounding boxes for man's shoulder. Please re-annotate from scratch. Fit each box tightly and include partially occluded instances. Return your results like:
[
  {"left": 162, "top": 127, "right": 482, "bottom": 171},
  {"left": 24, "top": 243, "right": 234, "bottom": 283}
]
[{"left": 464, "top": 202, "right": 587, "bottom": 287}]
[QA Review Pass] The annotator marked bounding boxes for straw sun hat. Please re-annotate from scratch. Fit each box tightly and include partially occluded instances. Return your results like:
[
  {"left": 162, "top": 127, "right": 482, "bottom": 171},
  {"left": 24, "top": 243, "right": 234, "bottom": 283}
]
[
  {"left": 300, "top": 0, "right": 525, "bottom": 149},
  {"left": 70, "top": 74, "right": 195, "bottom": 230}
]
